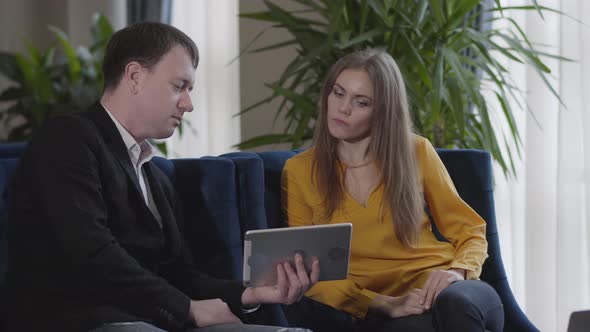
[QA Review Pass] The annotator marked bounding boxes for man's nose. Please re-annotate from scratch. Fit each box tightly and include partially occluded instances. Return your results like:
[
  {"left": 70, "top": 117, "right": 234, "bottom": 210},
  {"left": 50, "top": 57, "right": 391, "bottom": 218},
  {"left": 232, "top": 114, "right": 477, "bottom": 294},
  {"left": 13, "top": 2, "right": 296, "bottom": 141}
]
[{"left": 179, "top": 90, "right": 194, "bottom": 113}]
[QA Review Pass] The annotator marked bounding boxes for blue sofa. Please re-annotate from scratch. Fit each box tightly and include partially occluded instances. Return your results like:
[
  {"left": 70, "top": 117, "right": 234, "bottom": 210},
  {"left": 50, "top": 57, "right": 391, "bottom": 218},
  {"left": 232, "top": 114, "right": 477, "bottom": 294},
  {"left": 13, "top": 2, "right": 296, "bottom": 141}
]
[{"left": 0, "top": 144, "right": 537, "bottom": 331}]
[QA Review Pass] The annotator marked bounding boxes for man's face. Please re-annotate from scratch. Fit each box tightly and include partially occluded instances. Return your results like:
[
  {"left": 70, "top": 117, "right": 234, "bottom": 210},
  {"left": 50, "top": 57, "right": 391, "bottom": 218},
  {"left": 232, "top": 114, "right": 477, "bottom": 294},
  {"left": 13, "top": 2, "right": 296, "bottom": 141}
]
[{"left": 134, "top": 45, "right": 195, "bottom": 140}]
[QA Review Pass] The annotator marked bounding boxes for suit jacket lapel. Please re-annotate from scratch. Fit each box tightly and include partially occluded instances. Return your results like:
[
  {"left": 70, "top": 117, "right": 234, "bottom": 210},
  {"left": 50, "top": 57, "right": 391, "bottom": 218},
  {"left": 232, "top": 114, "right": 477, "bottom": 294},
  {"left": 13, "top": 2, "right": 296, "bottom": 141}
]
[
  {"left": 143, "top": 163, "right": 182, "bottom": 253},
  {"left": 85, "top": 103, "right": 143, "bottom": 198}
]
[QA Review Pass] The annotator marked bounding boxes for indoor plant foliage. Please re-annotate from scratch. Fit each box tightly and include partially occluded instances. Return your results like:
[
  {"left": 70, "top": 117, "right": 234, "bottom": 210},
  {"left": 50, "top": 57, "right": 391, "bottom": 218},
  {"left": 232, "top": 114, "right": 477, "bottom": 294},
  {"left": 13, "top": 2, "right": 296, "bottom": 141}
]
[
  {"left": 238, "top": 0, "right": 563, "bottom": 175},
  {"left": 0, "top": 13, "right": 113, "bottom": 142}
]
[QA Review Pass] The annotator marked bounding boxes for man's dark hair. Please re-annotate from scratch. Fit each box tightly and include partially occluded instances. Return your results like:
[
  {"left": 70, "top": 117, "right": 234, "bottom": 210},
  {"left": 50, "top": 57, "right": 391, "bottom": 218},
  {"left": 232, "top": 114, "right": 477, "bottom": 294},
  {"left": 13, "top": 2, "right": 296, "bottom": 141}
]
[{"left": 102, "top": 22, "right": 199, "bottom": 91}]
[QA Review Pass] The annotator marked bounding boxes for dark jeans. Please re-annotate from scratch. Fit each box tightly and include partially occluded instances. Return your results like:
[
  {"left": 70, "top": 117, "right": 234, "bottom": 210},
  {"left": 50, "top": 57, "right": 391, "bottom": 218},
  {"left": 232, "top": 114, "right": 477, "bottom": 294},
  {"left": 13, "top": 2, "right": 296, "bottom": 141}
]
[
  {"left": 90, "top": 321, "right": 310, "bottom": 332},
  {"left": 283, "top": 280, "right": 504, "bottom": 332}
]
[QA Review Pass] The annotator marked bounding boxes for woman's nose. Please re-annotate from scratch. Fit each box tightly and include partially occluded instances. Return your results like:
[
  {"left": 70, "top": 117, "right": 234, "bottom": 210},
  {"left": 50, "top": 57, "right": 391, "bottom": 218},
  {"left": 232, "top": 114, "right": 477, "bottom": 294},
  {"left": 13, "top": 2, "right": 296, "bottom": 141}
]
[{"left": 338, "top": 99, "right": 351, "bottom": 116}]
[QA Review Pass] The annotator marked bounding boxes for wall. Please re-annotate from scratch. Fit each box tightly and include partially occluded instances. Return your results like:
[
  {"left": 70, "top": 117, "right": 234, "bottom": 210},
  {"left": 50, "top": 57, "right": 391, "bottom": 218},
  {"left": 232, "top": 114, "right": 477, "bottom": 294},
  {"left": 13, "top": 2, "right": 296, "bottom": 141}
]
[
  {"left": 238, "top": 0, "right": 298, "bottom": 151},
  {"left": 0, "top": 0, "right": 125, "bottom": 59},
  {"left": 1, "top": 0, "right": 295, "bottom": 152},
  {"left": 0, "top": 0, "right": 126, "bottom": 139},
  {"left": 0, "top": 0, "right": 66, "bottom": 53}
]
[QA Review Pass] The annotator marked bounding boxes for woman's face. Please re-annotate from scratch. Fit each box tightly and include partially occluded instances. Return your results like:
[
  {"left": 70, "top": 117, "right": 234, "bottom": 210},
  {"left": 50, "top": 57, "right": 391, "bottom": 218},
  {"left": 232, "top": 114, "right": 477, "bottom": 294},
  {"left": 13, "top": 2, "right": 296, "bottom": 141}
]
[{"left": 326, "top": 68, "right": 375, "bottom": 142}]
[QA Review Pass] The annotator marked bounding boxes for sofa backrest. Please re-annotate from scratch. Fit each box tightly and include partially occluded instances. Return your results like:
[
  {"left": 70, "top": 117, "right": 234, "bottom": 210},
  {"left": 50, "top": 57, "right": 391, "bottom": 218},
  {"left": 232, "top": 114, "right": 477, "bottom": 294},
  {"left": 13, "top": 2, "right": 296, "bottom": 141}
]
[
  {"left": 0, "top": 143, "right": 26, "bottom": 160},
  {"left": 0, "top": 154, "right": 244, "bottom": 285},
  {"left": 256, "top": 151, "right": 300, "bottom": 229},
  {"left": 151, "top": 157, "right": 244, "bottom": 280},
  {"left": 221, "top": 152, "right": 268, "bottom": 234},
  {"left": 433, "top": 150, "right": 501, "bottom": 279}
]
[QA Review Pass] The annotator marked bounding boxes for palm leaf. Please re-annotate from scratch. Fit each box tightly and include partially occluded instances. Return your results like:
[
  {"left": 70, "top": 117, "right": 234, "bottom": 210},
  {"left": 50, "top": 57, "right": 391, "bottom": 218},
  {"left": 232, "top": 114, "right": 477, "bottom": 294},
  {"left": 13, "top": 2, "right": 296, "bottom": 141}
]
[{"left": 237, "top": 0, "right": 569, "bottom": 176}]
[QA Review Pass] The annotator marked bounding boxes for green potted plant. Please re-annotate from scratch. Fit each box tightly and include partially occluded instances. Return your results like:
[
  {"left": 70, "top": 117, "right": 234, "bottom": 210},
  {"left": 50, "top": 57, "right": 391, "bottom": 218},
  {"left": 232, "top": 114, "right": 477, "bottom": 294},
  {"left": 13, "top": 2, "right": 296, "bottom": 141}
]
[
  {"left": 238, "top": 0, "right": 566, "bottom": 175},
  {"left": 0, "top": 14, "right": 177, "bottom": 154},
  {"left": 0, "top": 13, "right": 113, "bottom": 142}
]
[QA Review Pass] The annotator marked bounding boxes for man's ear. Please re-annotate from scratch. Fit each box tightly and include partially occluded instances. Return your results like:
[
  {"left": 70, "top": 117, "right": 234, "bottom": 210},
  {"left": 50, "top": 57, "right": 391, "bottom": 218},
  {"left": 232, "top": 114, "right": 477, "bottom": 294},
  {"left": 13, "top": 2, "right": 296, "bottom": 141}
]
[{"left": 123, "top": 61, "right": 144, "bottom": 95}]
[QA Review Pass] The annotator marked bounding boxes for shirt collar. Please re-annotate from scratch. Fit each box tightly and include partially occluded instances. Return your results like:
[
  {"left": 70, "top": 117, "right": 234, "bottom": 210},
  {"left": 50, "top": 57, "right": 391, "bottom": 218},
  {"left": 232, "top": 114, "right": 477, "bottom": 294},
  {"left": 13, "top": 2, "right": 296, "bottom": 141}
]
[{"left": 101, "top": 103, "right": 155, "bottom": 166}]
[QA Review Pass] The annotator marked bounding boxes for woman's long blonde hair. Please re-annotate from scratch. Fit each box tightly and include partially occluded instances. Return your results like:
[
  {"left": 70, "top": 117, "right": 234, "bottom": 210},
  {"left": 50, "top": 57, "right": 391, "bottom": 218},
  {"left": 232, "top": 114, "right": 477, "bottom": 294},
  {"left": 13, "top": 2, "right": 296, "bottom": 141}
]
[{"left": 312, "top": 48, "right": 423, "bottom": 247}]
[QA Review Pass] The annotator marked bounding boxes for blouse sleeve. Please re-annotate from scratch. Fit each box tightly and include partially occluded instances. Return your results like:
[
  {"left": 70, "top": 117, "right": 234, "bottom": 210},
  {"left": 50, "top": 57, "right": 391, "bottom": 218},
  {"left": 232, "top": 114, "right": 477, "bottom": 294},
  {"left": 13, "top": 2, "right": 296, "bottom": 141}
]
[
  {"left": 305, "top": 280, "right": 379, "bottom": 319},
  {"left": 420, "top": 138, "right": 488, "bottom": 280}
]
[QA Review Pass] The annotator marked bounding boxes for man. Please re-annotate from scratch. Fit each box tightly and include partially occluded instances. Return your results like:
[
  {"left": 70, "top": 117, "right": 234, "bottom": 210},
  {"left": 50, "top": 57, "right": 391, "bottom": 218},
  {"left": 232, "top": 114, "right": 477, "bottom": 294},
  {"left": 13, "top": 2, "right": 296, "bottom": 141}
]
[{"left": 4, "top": 22, "right": 318, "bottom": 332}]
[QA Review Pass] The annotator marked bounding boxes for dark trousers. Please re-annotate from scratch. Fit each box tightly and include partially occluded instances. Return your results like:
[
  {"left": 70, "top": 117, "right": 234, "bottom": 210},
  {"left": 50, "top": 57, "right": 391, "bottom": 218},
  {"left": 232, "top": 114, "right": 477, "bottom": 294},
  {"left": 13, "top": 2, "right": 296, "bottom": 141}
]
[
  {"left": 90, "top": 321, "right": 310, "bottom": 332},
  {"left": 283, "top": 280, "right": 504, "bottom": 332}
]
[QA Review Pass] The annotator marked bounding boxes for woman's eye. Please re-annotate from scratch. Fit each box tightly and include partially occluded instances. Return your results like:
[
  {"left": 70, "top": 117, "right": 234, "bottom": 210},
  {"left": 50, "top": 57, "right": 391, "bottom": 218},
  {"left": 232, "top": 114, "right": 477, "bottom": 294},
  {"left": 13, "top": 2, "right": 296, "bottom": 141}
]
[
  {"left": 333, "top": 89, "right": 344, "bottom": 97},
  {"left": 355, "top": 99, "right": 369, "bottom": 107}
]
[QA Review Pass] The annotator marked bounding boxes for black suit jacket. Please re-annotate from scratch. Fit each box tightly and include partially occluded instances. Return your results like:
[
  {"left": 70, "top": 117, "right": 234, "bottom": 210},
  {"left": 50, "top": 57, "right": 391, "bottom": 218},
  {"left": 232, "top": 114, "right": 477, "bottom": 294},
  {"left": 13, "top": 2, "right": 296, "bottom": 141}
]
[{"left": 4, "top": 104, "right": 244, "bottom": 332}]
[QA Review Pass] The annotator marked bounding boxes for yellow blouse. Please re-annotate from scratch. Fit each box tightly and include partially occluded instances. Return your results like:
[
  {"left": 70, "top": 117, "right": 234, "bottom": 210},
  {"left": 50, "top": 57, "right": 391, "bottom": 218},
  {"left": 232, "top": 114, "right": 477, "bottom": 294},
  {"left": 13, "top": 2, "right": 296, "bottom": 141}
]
[{"left": 281, "top": 136, "right": 487, "bottom": 319}]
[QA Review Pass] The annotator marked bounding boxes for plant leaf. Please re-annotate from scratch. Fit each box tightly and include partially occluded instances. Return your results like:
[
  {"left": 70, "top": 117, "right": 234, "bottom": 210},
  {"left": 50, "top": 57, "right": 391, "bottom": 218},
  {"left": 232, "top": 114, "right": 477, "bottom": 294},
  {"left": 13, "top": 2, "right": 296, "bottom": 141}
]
[
  {"left": 48, "top": 25, "right": 81, "bottom": 82},
  {"left": 234, "top": 133, "right": 294, "bottom": 150}
]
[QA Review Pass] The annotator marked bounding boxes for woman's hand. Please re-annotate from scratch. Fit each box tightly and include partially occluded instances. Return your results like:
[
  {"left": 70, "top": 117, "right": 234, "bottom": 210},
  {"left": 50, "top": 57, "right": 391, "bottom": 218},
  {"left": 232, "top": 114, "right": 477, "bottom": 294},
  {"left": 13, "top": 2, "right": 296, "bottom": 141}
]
[
  {"left": 369, "top": 290, "right": 426, "bottom": 318},
  {"left": 421, "top": 268, "right": 465, "bottom": 309},
  {"left": 241, "top": 253, "right": 320, "bottom": 306}
]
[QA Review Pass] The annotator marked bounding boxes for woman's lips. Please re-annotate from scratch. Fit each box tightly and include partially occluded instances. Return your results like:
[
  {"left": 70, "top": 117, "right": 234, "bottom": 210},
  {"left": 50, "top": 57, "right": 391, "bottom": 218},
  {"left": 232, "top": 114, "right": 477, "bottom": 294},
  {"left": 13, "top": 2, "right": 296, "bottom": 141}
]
[{"left": 333, "top": 118, "right": 350, "bottom": 127}]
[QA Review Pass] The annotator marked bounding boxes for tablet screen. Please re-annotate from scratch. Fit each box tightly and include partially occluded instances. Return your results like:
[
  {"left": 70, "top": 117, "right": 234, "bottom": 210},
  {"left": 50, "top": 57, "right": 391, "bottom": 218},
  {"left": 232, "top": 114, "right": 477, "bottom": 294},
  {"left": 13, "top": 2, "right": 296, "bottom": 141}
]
[{"left": 243, "top": 223, "right": 352, "bottom": 287}]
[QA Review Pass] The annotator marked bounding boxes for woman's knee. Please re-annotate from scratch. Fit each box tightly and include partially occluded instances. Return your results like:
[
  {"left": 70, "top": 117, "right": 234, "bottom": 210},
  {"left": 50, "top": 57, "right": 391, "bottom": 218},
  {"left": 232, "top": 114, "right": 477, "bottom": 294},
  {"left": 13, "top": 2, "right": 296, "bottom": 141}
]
[
  {"left": 434, "top": 280, "right": 501, "bottom": 311},
  {"left": 433, "top": 282, "right": 477, "bottom": 314},
  {"left": 432, "top": 280, "right": 504, "bottom": 332}
]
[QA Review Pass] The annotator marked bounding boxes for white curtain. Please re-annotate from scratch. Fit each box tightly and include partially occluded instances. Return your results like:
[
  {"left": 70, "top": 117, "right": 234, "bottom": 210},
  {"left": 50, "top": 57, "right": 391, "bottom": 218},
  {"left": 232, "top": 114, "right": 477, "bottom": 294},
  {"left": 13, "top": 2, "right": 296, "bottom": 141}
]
[
  {"left": 168, "top": 0, "right": 240, "bottom": 157},
  {"left": 494, "top": 1, "right": 590, "bottom": 331}
]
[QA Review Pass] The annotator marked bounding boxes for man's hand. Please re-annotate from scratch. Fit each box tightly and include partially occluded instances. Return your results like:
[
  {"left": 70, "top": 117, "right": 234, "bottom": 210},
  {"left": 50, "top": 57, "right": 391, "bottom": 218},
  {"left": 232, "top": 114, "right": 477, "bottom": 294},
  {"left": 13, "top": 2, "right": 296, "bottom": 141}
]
[
  {"left": 241, "top": 253, "right": 320, "bottom": 306},
  {"left": 369, "top": 290, "right": 426, "bottom": 318},
  {"left": 188, "top": 299, "right": 242, "bottom": 327},
  {"left": 421, "top": 268, "right": 465, "bottom": 309}
]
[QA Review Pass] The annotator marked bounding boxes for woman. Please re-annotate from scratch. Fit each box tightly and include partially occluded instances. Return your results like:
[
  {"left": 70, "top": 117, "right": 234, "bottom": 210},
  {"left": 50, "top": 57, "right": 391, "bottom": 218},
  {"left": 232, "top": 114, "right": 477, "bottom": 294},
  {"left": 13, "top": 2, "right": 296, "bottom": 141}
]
[{"left": 281, "top": 49, "right": 503, "bottom": 332}]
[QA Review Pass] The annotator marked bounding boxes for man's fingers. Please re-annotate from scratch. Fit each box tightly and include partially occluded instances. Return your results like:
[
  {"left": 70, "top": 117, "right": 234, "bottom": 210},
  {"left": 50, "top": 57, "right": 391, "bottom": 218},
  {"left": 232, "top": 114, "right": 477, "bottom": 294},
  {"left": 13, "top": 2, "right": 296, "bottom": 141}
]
[
  {"left": 294, "top": 254, "right": 310, "bottom": 290},
  {"left": 275, "top": 263, "right": 288, "bottom": 294},
  {"left": 310, "top": 258, "right": 320, "bottom": 284},
  {"left": 283, "top": 261, "right": 302, "bottom": 302}
]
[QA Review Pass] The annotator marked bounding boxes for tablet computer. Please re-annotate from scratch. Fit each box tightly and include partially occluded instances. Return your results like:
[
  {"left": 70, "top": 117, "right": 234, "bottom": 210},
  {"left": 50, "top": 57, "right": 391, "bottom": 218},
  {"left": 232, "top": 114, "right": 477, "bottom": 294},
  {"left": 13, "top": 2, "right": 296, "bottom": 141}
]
[{"left": 243, "top": 223, "right": 352, "bottom": 287}]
